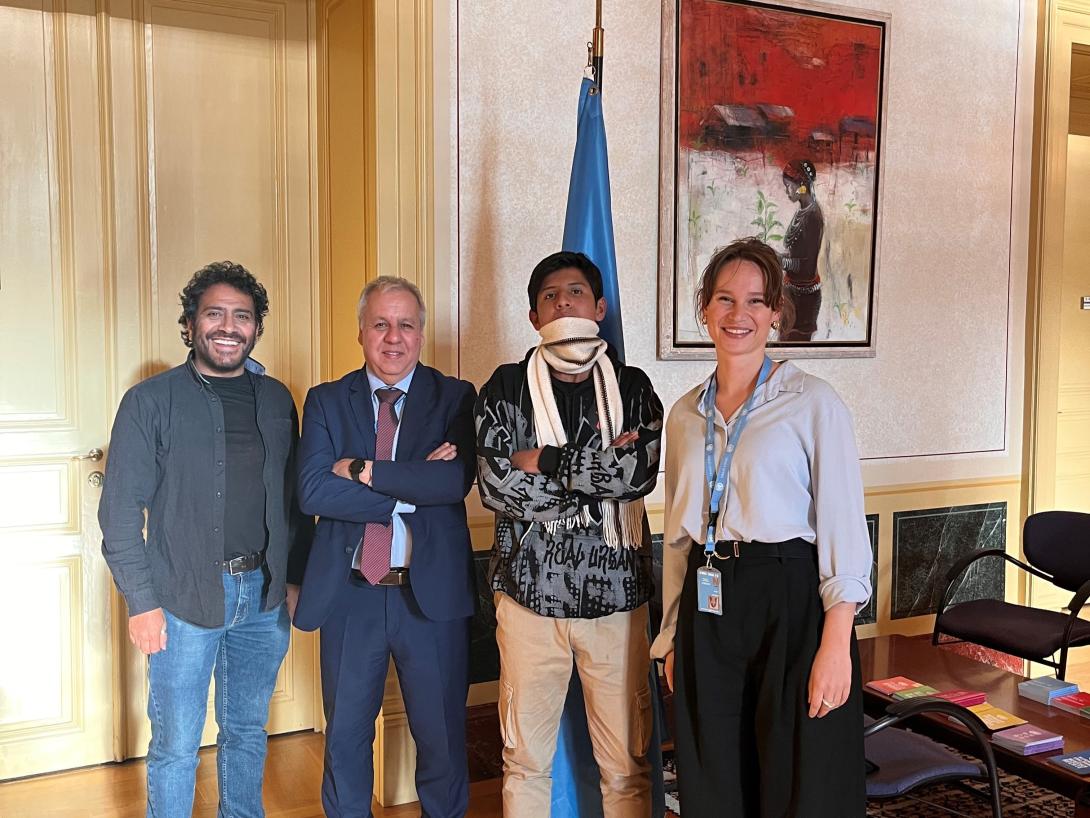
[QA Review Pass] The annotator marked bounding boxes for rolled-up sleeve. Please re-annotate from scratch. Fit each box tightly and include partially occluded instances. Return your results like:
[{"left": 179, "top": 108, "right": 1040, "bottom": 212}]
[{"left": 810, "top": 391, "right": 872, "bottom": 611}]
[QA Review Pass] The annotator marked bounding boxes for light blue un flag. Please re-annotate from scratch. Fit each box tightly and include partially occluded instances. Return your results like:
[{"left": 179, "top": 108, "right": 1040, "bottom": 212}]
[
  {"left": 551, "top": 75, "right": 666, "bottom": 818},
  {"left": 562, "top": 77, "right": 624, "bottom": 359}
]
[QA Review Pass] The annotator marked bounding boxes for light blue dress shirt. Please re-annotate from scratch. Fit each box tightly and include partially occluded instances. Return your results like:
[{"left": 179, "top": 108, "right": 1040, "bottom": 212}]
[{"left": 355, "top": 366, "right": 416, "bottom": 568}]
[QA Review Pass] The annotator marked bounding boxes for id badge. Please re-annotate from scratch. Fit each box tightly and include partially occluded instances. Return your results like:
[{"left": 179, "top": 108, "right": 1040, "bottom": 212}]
[{"left": 696, "top": 565, "right": 723, "bottom": 616}]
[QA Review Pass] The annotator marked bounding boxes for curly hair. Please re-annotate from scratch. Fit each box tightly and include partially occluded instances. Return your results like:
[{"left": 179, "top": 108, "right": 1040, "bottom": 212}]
[{"left": 178, "top": 261, "right": 269, "bottom": 347}]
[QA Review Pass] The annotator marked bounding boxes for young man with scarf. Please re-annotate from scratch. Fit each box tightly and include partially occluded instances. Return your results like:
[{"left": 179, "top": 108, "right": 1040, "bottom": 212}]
[{"left": 475, "top": 251, "right": 664, "bottom": 818}]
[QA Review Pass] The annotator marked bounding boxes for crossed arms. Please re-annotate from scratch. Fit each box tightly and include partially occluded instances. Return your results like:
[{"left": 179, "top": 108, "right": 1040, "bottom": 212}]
[{"left": 296, "top": 382, "right": 477, "bottom": 524}]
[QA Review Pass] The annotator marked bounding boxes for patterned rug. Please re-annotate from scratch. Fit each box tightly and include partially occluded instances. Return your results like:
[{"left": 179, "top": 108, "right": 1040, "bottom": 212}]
[
  {"left": 662, "top": 752, "right": 1075, "bottom": 817},
  {"left": 865, "top": 770, "right": 1072, "bottom": 816}
]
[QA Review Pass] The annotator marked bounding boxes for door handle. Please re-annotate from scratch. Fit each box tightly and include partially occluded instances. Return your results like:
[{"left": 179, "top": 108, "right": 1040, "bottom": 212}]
[{"left": 75, "top": 448, "right": 104, "bottom": 462}]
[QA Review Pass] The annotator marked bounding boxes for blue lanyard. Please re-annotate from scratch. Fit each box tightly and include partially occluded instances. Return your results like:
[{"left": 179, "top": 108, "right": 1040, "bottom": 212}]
[{"left": 703, "top": 356, "right": 773, "bottom": 556}]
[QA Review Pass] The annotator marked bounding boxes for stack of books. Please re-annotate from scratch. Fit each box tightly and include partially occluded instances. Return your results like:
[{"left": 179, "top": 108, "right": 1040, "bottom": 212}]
[
  {"left": 1051, "top": 691, "right": 1090, "bottom": 716},
  {"left": 933, "top": 689, "right": 987, "bottom": 707},
  {"left": 866, "top": 676, "right": 938, "bottom": 699},
  {"left": 1018, "top": 676, "right": 1079, "bottom": 705},
  {"left": 991, "top": 724, "right": 1064, "bottom": 755},
  {"left": 866, "top": 676, "right": 923, "bottom": 696},
  {"left": 966, "top": 702, "right": 1026, "bottom": 731},
  {"left": 866, "top": 677, "right": 984, "bottom": 706},
  {"left": 1049, "top": 749, "right": 1090, "bottom": 775}
]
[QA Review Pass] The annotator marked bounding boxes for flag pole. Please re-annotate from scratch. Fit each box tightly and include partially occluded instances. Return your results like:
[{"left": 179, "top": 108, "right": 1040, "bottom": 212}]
[{"left": 591, "top": 0, "right": 603, "bottom": 90}]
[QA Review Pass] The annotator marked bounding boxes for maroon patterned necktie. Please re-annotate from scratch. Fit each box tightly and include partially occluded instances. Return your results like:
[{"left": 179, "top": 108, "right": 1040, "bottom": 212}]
[{"left": 359, "top": 387, "right": 402, "bottom": 583}]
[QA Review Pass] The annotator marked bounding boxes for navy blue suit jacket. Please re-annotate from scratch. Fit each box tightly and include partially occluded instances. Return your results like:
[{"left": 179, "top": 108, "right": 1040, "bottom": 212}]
[{"left": 292, "top": 364, "right": 478, "bottom": 630}]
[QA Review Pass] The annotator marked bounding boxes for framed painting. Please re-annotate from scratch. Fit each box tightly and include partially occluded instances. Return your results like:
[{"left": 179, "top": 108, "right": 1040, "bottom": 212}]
[{"left": 658, "top": 0, "right": 888, "bottom": 359}]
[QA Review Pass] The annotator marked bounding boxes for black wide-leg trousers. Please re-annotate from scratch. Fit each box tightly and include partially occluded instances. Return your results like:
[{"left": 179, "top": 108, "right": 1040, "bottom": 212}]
[{"left": 674, "top": 540, "right": 866, "bottom": 818}]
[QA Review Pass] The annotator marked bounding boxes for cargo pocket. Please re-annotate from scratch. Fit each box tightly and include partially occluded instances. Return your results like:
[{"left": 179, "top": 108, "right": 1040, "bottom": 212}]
[
  {"left": 499, "top": 681, "right": 518, "bottom": 749},
  {"left": 631, "top": 686, "right": 652, "bottom": 757}
]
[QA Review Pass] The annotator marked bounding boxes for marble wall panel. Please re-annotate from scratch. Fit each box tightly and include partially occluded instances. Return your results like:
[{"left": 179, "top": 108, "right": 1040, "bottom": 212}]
[
  {"left": 855, "top": 514, "right": 880, "bottom": 627},
  {"left": 891, "top": 502, "right": 1006, "bottom": 620}
]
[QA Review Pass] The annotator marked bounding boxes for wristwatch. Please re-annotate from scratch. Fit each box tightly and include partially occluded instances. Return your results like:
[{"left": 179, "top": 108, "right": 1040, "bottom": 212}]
[{"left": 348, "top": 458, "right": 367, "bottom": 483}]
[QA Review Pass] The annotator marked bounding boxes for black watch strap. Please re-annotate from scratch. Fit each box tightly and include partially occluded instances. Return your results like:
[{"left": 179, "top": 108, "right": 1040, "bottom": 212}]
[{"left": 348, "top": 458, "right": 367, "bottom": 483}]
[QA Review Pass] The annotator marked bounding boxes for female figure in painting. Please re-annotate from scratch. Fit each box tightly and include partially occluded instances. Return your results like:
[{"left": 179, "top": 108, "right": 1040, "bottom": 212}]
[
  {"left": 780, "top": 159, "right": 824, "bottom": 342},
  {"left": 653, "top": 238, "right": 872, "bottom": 817}
]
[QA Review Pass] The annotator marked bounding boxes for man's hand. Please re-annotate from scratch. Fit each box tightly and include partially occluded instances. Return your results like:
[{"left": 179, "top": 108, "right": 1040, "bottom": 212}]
[
  {"left": 332, "top": 458, "right": 372, "bottom": 484},
  {"left": 426, "top": 442, "right": 457, "bottom": 461},
  {"left": 610, "top": 430, "right": 639, "bottom": 448},
  {"left": 510, "top": 448, "right": 543, "bottom": 474},
  {"left": 285, "top": 584, "right": 300, "bottom": 621},
  {"left": 663, "top": 651, "right": 675, "bottom": 693},
  {"left": 129, "top": 608, "right": 167, "bottom": 655}
]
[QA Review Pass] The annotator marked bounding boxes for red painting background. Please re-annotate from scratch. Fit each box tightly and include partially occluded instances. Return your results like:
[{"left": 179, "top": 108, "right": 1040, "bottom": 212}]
[{"left": 678, "top": 0, "right": 883, "bottom": 154}]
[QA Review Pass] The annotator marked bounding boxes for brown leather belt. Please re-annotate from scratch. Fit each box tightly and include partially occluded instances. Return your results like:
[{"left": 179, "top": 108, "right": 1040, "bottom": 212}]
[{"left": 352, "top": 567, "right": 410, "bottom": 587}]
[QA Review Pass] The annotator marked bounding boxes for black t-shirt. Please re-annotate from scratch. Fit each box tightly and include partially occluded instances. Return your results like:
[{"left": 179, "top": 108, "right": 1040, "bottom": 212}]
[{"left": 206, "top": 373, "right": 268, "bottom": 560}]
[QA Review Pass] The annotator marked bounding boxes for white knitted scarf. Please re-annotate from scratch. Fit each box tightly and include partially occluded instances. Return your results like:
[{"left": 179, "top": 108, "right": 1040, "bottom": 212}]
[{"left": 527, "top": 316, "right": 644, "bottom": 549}]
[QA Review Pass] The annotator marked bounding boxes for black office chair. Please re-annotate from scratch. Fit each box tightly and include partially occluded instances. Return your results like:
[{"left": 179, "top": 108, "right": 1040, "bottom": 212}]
[
  {"left": 865, "top": 698, "right": 1003, "bottom": 817},
  {"left": 933, "top": 510, "right": 1090, "bottom": 679}
]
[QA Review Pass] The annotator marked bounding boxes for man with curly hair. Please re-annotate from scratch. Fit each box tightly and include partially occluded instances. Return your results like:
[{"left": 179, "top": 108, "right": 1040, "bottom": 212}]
[{"left": 99, "top": 261, "right": 312, "bottom": 818}]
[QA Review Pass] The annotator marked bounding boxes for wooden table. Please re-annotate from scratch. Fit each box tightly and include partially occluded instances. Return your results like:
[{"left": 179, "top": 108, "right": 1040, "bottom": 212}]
[{"left": 859, "top": 634, "right": 1090, "bottom": 816}]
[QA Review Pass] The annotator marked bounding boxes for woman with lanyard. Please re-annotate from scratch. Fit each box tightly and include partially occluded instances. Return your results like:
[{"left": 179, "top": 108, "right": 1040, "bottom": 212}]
[{"left": 652, "top": 238, "right": 872, "bottom": 816}]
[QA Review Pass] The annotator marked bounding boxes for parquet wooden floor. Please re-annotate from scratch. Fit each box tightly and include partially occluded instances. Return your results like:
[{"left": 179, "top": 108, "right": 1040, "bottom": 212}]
[{"left": 0, "top": 732, "right": 502, "bottom": 818}]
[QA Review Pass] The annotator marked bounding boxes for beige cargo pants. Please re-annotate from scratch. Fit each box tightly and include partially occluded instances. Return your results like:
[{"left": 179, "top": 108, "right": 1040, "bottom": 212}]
[{"left": 494, "top": 593, "right": 653, "bottom": 818}]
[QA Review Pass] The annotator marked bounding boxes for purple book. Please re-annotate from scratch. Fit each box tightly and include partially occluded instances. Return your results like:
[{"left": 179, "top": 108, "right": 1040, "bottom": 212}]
[{"left": 992, "top": 724, "right": 1064, "bottom": 755}]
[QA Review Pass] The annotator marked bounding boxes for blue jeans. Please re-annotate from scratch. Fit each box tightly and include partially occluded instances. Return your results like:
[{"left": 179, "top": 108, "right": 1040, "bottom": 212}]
[{"left": 145, "top": 569, "right": 290, "bottom": 818}]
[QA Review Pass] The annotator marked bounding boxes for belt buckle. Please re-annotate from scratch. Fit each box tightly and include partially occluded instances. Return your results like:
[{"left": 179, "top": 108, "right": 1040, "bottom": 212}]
[
  {"left": 225, "top": 555, "right": 248, "bottom": 575},
  {"left": 713, "top": 540, "right": 741, "bottom": 561}
]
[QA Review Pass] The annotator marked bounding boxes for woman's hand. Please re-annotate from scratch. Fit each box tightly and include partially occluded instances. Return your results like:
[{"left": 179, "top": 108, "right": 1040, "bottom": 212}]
[
  {"left": 663, "top": 651, "right": 675, "bottom": 693},
  {"left": 807, "top": 602, "right": 855, "bottom": 718}
]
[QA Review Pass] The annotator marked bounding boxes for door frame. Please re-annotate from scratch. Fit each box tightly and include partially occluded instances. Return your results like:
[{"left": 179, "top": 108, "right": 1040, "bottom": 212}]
[{"left": 1025, "top": 0, "right": 1090, "bottom": 517}]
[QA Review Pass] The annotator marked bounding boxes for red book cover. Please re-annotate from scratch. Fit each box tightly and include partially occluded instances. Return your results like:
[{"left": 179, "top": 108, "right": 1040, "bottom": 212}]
[
  {"left": 1053, "top": 692, "right": 1090, "bottom": 713},
  {"left": 934, "top": 689, "right": 987, "bottom": 707},
  {"left": 866, "top": 676, "right": 922, "bottom": 695}
]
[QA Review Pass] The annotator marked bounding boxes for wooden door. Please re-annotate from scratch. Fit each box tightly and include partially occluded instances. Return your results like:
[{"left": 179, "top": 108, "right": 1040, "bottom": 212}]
[
  {"left": 100, "top": 0, "right": 318, "bottom": 758},
  {"left": 0, "top": 0, "right": 115, "bottom": 779},
  {"left": 0, "top": 0, "right": 319, "bottom": 780},
  {"left": 1030, "top": 3, "right": 1090, "bottom": 615}
]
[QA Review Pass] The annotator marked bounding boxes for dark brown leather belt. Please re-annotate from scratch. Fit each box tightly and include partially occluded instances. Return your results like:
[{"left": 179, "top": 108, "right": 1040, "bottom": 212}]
[
  {"left": 352, "top": 567, "right": 410, "bottom": 587},
  {"left": 223, "top": 552, "right": 265, "bottom": 575}
]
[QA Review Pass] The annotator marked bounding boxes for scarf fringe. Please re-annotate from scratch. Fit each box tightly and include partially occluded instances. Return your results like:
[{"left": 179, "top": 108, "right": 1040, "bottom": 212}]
[{"left": 543, "top": 500, "right": 644, "bottom": 550}]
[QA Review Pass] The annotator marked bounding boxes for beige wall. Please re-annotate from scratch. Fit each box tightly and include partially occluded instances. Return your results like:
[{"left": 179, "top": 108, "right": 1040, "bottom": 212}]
[{"left": 441, "top": 0, "right": 1035, "bottom": 492}]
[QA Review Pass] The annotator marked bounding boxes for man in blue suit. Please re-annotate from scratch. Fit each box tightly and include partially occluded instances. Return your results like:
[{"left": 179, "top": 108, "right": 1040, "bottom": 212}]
[{"left": 290, "top": 276, "right": 478, "bottom": 818}]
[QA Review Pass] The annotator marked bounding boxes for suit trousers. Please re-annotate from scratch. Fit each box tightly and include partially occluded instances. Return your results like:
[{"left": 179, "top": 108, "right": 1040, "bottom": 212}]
[
  {"left": 494, "top": 594, "right": 653, "bottom": 818},
  {"left": 318, "top": 580, "right": 470, "bottom": 818},
  {"left": 673, "top": 541, "right": 866, "bottom": 818}
]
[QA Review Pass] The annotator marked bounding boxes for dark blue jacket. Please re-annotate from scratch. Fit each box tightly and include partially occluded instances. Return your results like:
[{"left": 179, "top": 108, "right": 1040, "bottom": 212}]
[{"left": 292, "top": 364, "right": 478, "bottom": 629}]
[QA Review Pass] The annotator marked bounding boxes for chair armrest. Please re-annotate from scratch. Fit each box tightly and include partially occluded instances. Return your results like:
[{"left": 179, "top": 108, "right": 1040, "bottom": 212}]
[
  {"left": 935, "top": 549, "right": 1050, "bottom": 621},
  {"left": 1062, "top": 577, "right": 1090, "bottom": 647}
]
